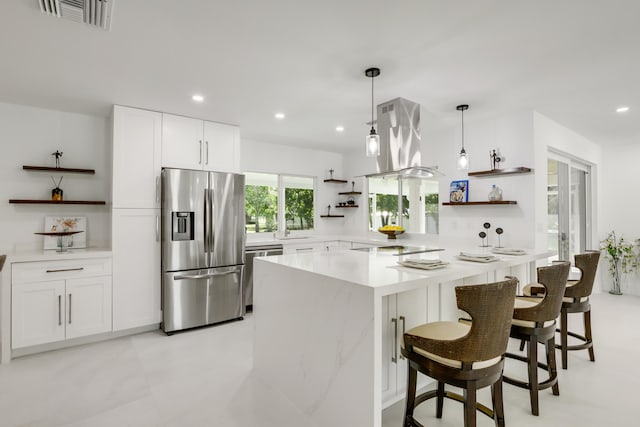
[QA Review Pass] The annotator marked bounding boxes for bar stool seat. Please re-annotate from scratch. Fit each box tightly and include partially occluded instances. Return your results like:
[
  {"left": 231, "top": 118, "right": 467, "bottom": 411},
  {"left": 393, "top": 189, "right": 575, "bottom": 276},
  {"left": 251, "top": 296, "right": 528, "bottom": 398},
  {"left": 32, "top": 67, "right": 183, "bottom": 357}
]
[{"left": 401, "top": 278, "right": 518, "bottom": 427}]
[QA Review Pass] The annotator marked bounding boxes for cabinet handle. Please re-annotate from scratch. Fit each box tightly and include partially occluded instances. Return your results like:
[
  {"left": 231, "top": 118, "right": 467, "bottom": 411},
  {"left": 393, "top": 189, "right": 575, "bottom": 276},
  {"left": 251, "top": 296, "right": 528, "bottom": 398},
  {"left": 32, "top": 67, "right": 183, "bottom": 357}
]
[
  {"left": 155, "top": 176, "right": 161, "bottom": 204},
  {"left": 205, "top": 141, "right": 209, "bottom": 165},
  {"left": 199, "top": 140, "right": 202, "bottom": 164},
  {"left": 156, "top": 215, "right": 160, "bottom": 242},
  {"left": 295, "top": 248, "right": 314, "bottom": 252},
  {"left": 391, "top": 317, "right": 398, "bottom": 363},
  {"left": 46, "top": 267, "right": 84, "bottom": 273},
  {"left": 58, "top": 295, "right": 62, "bottom": 326},
  {"left": 399, "top": 316, "right": 406, "bottom": 360},
  {"left": 68, "top": 294, "right": 72, "bottom": 324}
]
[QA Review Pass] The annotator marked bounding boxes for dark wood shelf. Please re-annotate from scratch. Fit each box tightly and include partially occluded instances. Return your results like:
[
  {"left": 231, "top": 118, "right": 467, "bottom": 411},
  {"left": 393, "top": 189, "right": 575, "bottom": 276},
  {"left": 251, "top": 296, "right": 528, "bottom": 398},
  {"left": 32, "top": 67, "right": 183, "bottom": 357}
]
[
  {"left": 23, "top": 165, "right": 96, "bottom": 174},
  {"left": 9, "top": 199, "right": 107, "bottom": 205},
  {"left": 442, "top": 201, "right": 517, "bottom": 206},
  {"left": 335, "top": 205, "right": 359, "bottom": 208},
  {"left": 320, "top": 214, "right": 345, "bottom": 218},
  {"left": 323, "top": 179, "right": 348, "bottom": 183},
  {"left": 338, "top": 191, "right": 362, "bottom": 195},
  {"left": 467, "top": 167, "right": 532, "bottom": 177}
]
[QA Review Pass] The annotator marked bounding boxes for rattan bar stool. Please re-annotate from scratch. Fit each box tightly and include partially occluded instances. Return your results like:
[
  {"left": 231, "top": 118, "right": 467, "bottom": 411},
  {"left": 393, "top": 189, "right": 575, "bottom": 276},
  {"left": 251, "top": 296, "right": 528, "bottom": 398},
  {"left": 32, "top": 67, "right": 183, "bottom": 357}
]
[
  {"left": 401, "top": 278, "right": 518, "bottom": 427},
  {"left": 504, "top": 261, "right": 569, "bottom": 416},
  {"left": 523, "top": 251, "right": 600, "bottom": 369}
]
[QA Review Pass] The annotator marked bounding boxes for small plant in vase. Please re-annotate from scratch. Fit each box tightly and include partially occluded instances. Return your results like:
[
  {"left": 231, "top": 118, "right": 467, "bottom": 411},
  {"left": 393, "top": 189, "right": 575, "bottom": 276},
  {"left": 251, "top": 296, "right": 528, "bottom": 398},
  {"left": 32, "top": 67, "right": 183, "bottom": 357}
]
[{"left": 600, "top": 231, "right": 639, "bottom": 295}]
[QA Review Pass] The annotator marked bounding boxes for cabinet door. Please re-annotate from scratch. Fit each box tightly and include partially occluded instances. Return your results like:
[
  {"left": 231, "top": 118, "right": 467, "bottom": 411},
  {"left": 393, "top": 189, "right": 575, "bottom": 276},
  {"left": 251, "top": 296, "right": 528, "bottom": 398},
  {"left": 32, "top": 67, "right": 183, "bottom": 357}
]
[
  {"left": 113, "top": 106, "right": 162, "bottom": 209},
  {"left": 395, "top": 288, "right": 428, "bottom": 397},
  {"left": 162, "top": 113, "right": 204, "bottom": 170},
  {"left": 381, "top": 295, "right": 399, "bottom": 405},
  {"left": 65, "top": 276, "right": 112, "bottom": 339},
  {"left": 12, "top": 280, "right": 66, "bottom": 348},
  {"left": 203, "top": 121, "right": 240, "bottom": 173},
  {"left": 112, "top": 208, "right": 162, "bottom": 331}
]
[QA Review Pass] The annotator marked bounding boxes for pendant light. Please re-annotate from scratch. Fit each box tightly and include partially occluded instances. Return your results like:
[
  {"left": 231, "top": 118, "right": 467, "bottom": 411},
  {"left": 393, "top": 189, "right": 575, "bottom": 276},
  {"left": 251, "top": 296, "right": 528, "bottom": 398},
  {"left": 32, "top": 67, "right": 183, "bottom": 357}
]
[
  {"left": 365, "top": 67, "right": 381, "bottom": 157},
  {"left": 456, "top": 104, "right": 469, "bottom": 170}
]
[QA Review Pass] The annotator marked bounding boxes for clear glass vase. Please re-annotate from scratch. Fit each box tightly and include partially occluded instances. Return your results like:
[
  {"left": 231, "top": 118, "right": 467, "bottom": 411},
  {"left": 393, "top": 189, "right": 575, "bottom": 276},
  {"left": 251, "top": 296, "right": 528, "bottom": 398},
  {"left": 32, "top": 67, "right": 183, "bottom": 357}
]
[{"left": 609, "top": 259, "right": 623, "bottom": 295}]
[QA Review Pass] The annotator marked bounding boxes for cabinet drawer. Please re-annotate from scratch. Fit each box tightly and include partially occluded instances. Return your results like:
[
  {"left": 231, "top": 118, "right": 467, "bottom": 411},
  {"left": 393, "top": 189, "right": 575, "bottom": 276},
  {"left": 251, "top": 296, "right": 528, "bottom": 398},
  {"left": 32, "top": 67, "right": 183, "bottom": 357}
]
[{"left": 12, "top": 258, "right": 113, "bottom": 284}]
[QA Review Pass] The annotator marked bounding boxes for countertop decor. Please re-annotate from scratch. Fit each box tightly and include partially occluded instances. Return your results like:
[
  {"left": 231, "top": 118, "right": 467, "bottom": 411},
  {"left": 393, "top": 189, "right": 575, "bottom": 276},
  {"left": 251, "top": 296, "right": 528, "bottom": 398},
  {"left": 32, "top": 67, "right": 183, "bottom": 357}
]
[{"left": 600, "top": 231, "right": 639, "bottom": 295}]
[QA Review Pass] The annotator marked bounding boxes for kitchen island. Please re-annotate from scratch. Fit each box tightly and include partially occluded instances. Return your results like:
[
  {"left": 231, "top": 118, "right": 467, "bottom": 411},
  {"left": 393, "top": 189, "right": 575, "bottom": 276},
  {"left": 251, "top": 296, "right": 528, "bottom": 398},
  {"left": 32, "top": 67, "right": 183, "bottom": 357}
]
[{"left": 253, "top": 245, "right": 553, "bottom": 427}]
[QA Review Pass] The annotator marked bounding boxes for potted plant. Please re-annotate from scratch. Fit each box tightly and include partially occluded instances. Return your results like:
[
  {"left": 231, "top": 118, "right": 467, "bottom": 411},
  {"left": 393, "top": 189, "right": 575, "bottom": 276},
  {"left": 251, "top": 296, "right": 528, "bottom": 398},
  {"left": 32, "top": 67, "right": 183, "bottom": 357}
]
[{"left": 600, "top": 231, "right": 639, "bottom": 295}]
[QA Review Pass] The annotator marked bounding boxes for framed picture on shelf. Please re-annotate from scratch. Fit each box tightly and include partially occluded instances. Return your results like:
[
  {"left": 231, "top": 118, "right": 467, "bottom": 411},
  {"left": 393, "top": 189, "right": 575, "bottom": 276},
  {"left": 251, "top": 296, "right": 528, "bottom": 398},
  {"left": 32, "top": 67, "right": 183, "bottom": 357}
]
[
  {"left": 449, "top": 180, "right": 469, "bottom": 203},
  {"left": 43, "top": 216, "right": 87, "bottom": 250}
]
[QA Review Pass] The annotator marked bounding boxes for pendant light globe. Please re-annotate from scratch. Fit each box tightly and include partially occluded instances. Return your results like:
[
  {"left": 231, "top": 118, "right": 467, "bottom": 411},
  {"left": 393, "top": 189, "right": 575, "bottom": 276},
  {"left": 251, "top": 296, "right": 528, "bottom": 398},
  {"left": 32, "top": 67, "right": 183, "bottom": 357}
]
[
  {"left": 456, "top": 104, "right": 469, "bottom": 170},
  {"left": 365, "top": 67, "right": 381, "bottom": 157}
]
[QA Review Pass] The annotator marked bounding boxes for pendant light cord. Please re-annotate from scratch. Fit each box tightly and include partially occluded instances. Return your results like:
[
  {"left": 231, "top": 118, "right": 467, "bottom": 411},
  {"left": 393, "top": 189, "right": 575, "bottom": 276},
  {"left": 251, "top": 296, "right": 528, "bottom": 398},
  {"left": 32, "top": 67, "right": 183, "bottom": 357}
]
[
  {"left": 461, "top": 108, "right": 464, "bottom": 150},
  {"left": 370, "top": 74, "right": 375, "bottom": 131}
]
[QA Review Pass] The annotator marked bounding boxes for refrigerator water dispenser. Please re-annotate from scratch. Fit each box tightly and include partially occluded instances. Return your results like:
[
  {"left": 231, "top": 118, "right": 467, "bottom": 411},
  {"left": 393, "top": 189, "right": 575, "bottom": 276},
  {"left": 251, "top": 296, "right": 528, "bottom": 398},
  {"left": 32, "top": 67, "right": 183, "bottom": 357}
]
[{"left": 172, "top": 211, "right": 194, "bottom": 241}]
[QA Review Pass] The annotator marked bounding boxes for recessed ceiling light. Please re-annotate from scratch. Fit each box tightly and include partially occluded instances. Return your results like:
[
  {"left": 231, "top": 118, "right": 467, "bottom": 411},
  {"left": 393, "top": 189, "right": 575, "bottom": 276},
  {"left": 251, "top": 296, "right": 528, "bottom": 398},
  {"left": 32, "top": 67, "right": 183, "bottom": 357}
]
[
  {"left": 616, "top": 106, "right": 630, "bottom": 113},
  {"left": 336, "top": 126, "right": 344, "bottom": 132},
  {"left": 192, "top": 94, "right": 204, "bottom": 102},
  {"left": 275, "top": 113, "right": 285, "bottom": 119}
]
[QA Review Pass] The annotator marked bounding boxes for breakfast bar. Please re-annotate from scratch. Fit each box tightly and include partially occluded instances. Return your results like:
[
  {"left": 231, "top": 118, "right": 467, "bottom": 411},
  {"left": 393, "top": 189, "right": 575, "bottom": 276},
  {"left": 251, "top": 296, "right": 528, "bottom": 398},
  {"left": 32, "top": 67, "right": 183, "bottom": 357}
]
[{"left": 253, "top": 246, "right": 553, "bottom": 427}]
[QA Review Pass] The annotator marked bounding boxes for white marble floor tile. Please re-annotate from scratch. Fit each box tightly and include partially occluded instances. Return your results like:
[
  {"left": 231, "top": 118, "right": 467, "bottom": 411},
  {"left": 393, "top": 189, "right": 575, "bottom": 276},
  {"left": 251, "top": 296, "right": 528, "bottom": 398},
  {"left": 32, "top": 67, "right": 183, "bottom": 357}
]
[{"left": 0, "top": 292, "right": 638, "bottom": 426}]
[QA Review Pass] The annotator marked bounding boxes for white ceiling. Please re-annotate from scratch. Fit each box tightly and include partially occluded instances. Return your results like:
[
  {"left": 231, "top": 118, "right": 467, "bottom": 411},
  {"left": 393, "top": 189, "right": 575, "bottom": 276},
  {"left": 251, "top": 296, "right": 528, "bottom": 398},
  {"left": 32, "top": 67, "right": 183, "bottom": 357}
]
[{"left": 1, "top": 0, "right": 639, "bottom": 153}]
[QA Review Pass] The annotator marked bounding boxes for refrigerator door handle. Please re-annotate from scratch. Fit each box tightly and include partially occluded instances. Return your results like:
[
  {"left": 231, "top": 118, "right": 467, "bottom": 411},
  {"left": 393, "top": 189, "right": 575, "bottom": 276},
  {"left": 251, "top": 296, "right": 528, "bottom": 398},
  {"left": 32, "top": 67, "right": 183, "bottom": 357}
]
[
  {"left": 174, "top": 270, "right": 237, "bottom": 281},
  {"left": 204, "top": 188, "right": 209, "bottom": 254},
  {"left": 209, "top": 188, "right": 215, "bottom": 256}
]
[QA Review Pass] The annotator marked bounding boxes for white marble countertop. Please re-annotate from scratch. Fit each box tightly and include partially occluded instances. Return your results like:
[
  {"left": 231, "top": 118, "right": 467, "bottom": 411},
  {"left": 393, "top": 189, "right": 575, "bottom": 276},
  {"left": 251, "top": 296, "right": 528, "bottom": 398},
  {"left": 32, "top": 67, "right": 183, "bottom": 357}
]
[
  {"left": 259, "top": 246, "right": 554, "bottom": 296},
  {"left": 3, "top": 248, "right": 112, "bottom": 264}
]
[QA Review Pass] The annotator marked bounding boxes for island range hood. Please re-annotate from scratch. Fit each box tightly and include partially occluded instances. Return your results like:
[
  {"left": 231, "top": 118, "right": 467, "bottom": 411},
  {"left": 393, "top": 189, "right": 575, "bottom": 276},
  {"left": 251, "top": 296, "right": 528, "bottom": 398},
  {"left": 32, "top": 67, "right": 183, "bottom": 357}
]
[{"left": 363, "top": 97, "right": 443, "bottom": 179}]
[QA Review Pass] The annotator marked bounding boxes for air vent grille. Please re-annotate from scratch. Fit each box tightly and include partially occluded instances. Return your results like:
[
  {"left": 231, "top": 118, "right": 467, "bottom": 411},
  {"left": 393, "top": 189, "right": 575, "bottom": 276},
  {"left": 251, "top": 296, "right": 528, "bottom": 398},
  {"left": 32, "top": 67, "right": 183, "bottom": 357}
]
[{"left": 38, "top": 0, "right": 114, "bottom": 30}]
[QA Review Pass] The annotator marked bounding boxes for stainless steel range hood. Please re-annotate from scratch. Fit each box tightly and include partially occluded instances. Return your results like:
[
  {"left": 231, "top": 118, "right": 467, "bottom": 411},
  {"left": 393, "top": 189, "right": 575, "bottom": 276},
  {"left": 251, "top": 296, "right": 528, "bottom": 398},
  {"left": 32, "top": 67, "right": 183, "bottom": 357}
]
[{"left": 363, "top": 97, "right": 443, "bottom": 179}]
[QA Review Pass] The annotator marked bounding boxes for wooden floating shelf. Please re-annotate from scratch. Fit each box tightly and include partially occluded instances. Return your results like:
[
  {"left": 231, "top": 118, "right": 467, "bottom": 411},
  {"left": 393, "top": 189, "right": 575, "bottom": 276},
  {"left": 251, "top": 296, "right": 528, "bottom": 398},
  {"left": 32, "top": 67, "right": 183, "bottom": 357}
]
[
  {"left": 338, "top": 191, "right": 362, "bottom": 195},
  {"left": 467, "top": 167, "right": 532, "bottom": 177},
  {"left": 442, "top": 201, "right": 517, "bottom": 206},
  {"left": 9, "top": 199, "right": 106, "bottom": 205},
  {"left": 23, "top": 165, "right": 96, "bottom": 174},
  {"left": 323, "top": 179, "right": 348, "bottom": 183},
  {"left": 320, "top": 214, "right": 345, "bottom": 218},
  {"left": 335, "top": 205, "right": 359, "bottom": 208}
]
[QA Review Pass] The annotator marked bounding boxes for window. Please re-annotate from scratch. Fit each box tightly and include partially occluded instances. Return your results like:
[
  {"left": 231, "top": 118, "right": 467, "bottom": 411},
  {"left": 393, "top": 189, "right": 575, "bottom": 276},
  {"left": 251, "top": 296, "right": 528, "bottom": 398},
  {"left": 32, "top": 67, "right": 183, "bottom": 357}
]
[
  {"left": 368, "top": 176, "right": 439, "bottom": 234},
  {"left": 245, "top": 172, "right": 315, "bottom": 234}
]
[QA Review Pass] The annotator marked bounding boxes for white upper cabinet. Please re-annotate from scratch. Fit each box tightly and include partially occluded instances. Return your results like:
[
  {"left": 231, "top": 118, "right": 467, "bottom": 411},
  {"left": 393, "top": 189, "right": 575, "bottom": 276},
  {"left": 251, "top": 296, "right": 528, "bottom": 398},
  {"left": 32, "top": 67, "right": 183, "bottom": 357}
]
[
  {"left": 112, "top": 105, "right": 162, "bottom": 209},
  {"left": 162, "top": 113, "right": 239, "bottom": 173}
]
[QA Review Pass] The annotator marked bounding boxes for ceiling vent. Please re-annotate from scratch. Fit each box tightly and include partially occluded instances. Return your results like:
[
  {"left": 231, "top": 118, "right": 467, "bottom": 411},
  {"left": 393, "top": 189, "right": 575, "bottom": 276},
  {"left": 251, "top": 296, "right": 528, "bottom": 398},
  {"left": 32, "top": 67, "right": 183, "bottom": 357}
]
[{"left": 38, "top": 0, "right": 114, "bottom": 30}]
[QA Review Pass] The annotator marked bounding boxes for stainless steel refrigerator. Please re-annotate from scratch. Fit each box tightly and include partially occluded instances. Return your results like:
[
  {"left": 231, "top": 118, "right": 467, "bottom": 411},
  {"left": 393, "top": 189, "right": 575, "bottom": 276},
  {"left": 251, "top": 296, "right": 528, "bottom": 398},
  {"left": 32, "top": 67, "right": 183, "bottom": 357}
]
[{"left": 161, "top": 168, "right": 245, "bottom": 334}]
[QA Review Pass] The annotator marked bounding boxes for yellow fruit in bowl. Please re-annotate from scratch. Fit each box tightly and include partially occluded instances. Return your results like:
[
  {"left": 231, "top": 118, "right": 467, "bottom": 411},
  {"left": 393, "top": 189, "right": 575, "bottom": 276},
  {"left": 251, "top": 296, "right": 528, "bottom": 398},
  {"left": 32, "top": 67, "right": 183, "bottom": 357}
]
[{"left": 378, "top": 225, "right": 404, "bottom": 232}]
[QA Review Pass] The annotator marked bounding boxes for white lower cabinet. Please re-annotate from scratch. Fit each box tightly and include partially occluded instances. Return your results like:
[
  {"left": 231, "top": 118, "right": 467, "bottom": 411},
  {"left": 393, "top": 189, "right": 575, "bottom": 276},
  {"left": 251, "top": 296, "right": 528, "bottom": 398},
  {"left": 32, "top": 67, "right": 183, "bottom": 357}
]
[
  {"left": 12, "top": 259, "right": 112, "bottom": 349},
  {"left": 381, "top": 288, "right": 428, "bottom": 406},
  {"left": 112, "top": 208, "right": 161, "bottom": 331}
]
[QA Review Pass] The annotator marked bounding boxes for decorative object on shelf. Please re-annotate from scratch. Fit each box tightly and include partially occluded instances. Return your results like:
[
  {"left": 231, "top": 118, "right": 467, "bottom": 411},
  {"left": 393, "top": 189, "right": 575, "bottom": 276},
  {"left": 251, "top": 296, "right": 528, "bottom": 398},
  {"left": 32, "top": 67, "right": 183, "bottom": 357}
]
[
  {"left": 347, "top": 197, "right": 355, "bottom": 205},
  {"left": 35, "top": 231, "right": 84, "bottom": 253},
  {"left": 43, "top": 216, "right": 87, "bottom": 250},
  {"left": 489, "top": 148, "right": 505, "bottom": 170},
  {"left": 479, "top": 231, "right": 488, "bottom": 247},
  {"left": 365, "top": 67, "right": 381, "bottom": 157},
  {"left": 324, "top": 168, "right": 348, "bottom": 183},
  {"left": 351, "top": 181, "right": 356, "bottom": 192},
  {"left": 449, "top": 180, "right": 468, "bottom": 202},
  {"left": 329, "top": 169, "right": 335, "bottom": 180},
  {"left": 495, "top": 227, "right": 504, "bottom": 248},
  {"left": 456, "top": 104, "right": 469, "bottom": 170},
  {"left": 600, "top": 231, "right": 639, "bottom": 295},
  {"left": 378, "top": 225, "right": 405, "bottom": 240},
  {"left": 488, "top": 184, "right": 503, "bottom": 201},
  {"left": 482, "top": 222, "right": 491, "bottom": 246},
  {"left": 52, "top": 150, "right": 63, "bottom": 168},
  {"left": 320, "top": 204, "right": 344, "bottom": 218},
  {"left": 51, "top": 176, "right": 64, "bottom": 201}
]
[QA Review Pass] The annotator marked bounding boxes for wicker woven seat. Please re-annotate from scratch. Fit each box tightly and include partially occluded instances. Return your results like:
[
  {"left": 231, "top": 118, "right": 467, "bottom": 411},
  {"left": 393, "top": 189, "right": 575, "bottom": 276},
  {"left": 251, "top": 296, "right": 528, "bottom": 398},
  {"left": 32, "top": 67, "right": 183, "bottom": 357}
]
[
  {"left": 523, "top": 251, "right": 600, "bottom": 369},
  {"left": 504, "top": 261, "right": 570, "bottom": 416},
  {"left": 401, "top": 278, "right": 517, "bottom": 427}
]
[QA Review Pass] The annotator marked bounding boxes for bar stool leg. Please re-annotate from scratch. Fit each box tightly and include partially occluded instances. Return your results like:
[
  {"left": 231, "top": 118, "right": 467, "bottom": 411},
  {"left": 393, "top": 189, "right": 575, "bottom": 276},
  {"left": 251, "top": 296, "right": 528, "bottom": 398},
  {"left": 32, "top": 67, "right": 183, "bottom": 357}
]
[
  {"left": 491, "top": 377, "right": 505, "bottom": 427},
  {"left": 527, "top": 335, "right": 539, "bottom": 416},
  {"left": 403, "top": 364, "right": 418, "bottom": 427},
  {"left": 546, "top": 336, "right": 560, "bottom": 396},
  {"left": 584, "top": 310, "right": 595, "bottom": 362},
  {"left": 560, "top": 309, "right": 568, "bottom": 369},
  {"left": 464, "top": 383, "right": 477, "bottom": 427},
  {"left": 436, "top": 381, "right": 445, "bottom": 418}
]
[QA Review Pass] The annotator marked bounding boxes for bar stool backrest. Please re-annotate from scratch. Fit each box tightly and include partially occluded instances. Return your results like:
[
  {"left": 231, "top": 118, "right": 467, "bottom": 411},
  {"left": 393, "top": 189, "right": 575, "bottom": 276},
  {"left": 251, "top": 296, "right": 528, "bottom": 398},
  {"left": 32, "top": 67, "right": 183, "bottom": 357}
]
[
  {"left": 0, "top": 255, "right": 5, "bottom": 272},
  {"left": 514, "top": 262, "right": 570, "bottom": 323},
  {"left": 565, "top": 251, "right": 600, "bottom": 299}
]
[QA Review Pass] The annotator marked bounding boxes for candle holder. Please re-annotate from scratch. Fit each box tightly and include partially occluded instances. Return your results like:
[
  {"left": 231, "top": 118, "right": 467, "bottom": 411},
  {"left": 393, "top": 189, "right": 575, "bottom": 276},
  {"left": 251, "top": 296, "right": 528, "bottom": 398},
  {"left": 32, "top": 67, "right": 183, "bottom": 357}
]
[
  {"left": 495, "top": 227, "right": 504, "bottom": 248},
  {"left": 479, "top": 231, "right": 488, "bottom": 247}
]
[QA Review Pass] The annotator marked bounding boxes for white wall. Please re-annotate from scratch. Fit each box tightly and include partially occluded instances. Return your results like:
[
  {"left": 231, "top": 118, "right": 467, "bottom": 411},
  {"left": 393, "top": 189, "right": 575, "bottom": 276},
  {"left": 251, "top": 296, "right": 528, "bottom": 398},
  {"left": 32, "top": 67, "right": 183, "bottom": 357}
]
[
  {"left": 598, "top": 141, "right": 640, "bottom": 294},
  {"left": 240, "top": 139, "right": 348, "bottom": 235},
  {"left": 0, "top": 102, "right": 111, "bottom": 252}
]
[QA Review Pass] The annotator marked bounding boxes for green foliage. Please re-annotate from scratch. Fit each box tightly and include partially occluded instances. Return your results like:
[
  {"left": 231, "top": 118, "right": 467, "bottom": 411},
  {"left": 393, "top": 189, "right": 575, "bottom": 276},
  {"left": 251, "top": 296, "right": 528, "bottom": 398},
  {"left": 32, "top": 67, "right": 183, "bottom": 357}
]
[
  {"left": 285, "top": 188, "right": 314, "bottom": 230},
  {"left": 600, "top": 231, "right": 639, "bottom": 275},
  {"left": 245, "top": 185, "right": 277, "bottom": 233}
]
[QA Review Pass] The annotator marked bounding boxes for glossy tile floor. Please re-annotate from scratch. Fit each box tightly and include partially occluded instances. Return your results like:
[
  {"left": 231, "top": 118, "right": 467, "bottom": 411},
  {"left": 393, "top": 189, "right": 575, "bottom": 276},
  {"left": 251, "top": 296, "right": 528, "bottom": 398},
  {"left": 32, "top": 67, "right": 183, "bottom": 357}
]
[{"left": 1, "top": 292, "right": 639, "bottom": 426}]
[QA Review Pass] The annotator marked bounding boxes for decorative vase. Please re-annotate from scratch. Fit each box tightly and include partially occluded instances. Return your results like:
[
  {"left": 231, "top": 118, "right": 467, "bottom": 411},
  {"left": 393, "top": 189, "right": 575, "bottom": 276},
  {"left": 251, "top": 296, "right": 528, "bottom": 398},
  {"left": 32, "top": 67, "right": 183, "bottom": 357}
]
[
  {"left": 609, "top": 258, "right": 623, "bottom": 295},
  {"left": 488, "top": 185, "right": 503, "bottom": 201},
  {"left": 51, "top": 187, "right": 63, "bottom": 201}
]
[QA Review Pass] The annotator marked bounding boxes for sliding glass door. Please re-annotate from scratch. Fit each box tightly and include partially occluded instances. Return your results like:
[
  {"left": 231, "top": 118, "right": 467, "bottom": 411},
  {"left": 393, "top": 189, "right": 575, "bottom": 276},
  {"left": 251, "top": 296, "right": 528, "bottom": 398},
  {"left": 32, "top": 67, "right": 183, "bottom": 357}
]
[{"left": 547, "top": 153, "right": 591, "bottom": 261}]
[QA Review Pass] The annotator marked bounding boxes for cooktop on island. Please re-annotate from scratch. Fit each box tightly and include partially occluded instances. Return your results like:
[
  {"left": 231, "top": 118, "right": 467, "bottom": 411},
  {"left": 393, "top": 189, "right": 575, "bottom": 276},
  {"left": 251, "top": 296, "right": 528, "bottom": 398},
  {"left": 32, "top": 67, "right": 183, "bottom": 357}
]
[{"left": 351, "top": 245, "right": 444, "bottom": 256}]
